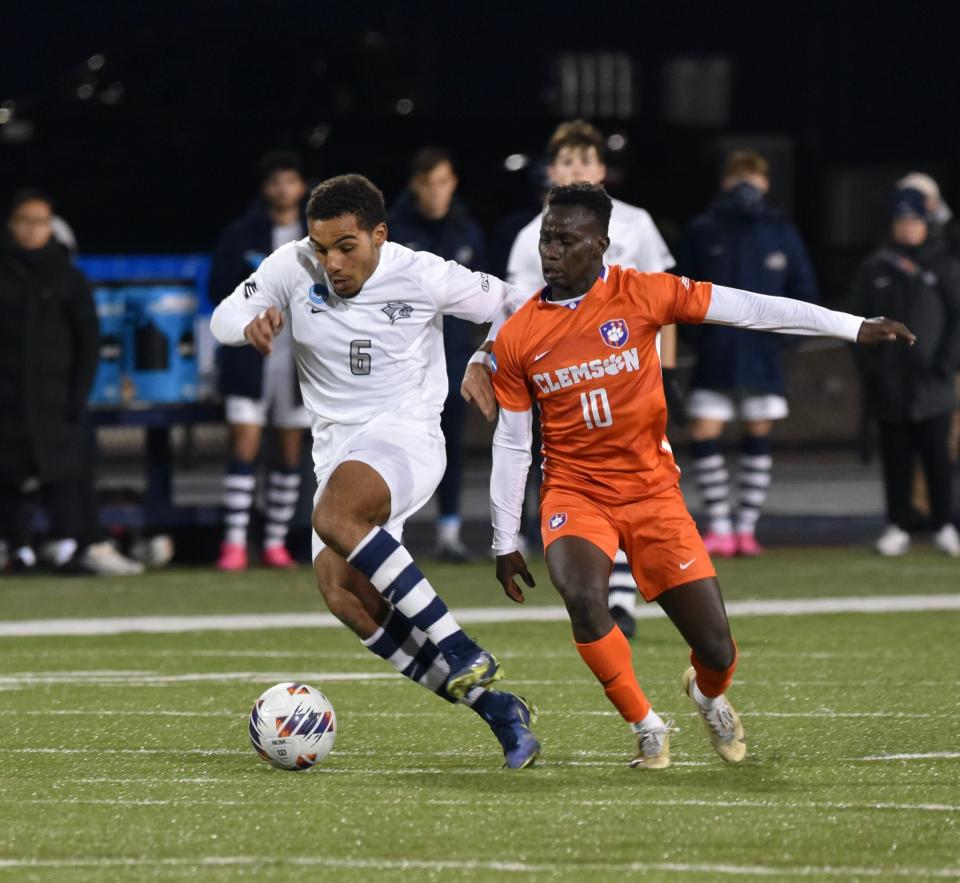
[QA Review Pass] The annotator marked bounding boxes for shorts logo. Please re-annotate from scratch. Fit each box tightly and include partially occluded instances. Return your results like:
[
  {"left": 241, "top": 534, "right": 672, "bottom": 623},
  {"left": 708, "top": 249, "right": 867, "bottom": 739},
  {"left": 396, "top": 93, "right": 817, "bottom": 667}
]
[
  {"left": 599, "top": 319, "right": 629, "bottom": 348},
  {"left": 308, "top": 283, "right": 331, "bottom": 312},
  {"left": 548, "top": 512, "right": 567, "bottom": 531}
]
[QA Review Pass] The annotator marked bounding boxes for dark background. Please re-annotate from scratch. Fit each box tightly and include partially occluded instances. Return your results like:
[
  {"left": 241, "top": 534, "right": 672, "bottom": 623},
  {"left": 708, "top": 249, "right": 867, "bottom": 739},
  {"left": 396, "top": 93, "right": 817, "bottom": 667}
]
[{"left": 3, "top": 1, "right": 959, "bottom": 299}]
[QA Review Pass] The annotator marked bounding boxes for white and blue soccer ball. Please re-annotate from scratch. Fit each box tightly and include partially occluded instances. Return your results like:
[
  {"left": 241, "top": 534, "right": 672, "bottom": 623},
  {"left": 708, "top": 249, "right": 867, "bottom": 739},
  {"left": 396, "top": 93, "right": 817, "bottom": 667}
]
[{"left": 248, "top": 682, "right": 337, "bottom": 770}]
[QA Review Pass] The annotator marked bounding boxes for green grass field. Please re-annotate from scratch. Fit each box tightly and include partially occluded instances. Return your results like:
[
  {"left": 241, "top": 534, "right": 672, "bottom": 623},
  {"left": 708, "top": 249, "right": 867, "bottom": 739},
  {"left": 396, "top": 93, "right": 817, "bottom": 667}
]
[{"left": 1, "top": 550, "right": 959, "bottom": 881}]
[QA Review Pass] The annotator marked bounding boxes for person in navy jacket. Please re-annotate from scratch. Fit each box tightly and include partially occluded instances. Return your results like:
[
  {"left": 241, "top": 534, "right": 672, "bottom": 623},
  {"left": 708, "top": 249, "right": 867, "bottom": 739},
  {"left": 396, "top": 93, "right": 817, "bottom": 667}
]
[
  {"left": 210, "top": 150, "right": 311, "bottom": 571},
  {"left": 680, "top": 149, "right": 817, "bottom": 558},
  {"left": 388, "top": 147, "right": 488, "bottom": 560}
]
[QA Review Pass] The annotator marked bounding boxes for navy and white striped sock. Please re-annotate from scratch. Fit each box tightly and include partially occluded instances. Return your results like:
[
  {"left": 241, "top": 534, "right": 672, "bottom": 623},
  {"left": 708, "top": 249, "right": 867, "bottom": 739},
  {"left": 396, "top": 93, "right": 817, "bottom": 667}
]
[
  {"left": 362, "top": 609, "right": 486, "bottom": 707},
  {"left": 264, "top": 468, "right": 301, "bottom": 550},
  {"left": 692, "top": 439, "right": 732, "bottom": 535},
  {"left": 223, "top": 459, "right": 255, "bottom": 546},
  {"left": 607, "top": 550, "right": 637, "bottom": 615},
  {"left": 348, "top": 527, "right": 479, "bottom": 661},
  {"left": 736, "top": 434, "right": 773, "bottom": 536}
]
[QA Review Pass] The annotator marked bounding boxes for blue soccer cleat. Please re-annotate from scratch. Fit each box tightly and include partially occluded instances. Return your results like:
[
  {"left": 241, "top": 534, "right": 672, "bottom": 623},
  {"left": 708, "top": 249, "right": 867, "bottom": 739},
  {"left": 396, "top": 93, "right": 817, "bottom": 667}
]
[
  {"left": 445, "top": 649, "right": 503, "bottom": 700},
  {"left": 482, "top": 692, "right": 541, "bottom": 769}
]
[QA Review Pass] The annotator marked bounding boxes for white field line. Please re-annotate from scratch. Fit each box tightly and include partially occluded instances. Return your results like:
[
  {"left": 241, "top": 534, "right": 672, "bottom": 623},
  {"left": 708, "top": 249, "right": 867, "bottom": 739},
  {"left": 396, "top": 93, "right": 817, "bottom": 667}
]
[
  {"left": 0, "top": 856, "right": 956, "bottom": 878},
  {"left": 860, "top": 752, "right": 960, "bottom": 761},
  {"left": 0, "top": 670, "right": 396, "bottom": 687},
  {"left": 2, "top": 593, "right": 959, "bottom": 637}
]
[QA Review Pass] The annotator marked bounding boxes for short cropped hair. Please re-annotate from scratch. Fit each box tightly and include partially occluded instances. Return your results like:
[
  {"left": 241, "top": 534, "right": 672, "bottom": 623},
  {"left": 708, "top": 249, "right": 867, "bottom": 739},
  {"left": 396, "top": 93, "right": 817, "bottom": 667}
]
[
  {"left": 723, "top": 149, "right": 769, "bottom": 180},
  {"left": 410, "top": 146, "right": 454, "bottom": 178},
  {"left": 545, "top": 182, "right": 613, "bottom": 234},
  {"left": 258, "top": 149, "right": 304, "bottom": 182},
  {"left": 548, "top": 119, "right": 605, "bottom": 163},
  {"left": 8, "top": 187, "right": 54, "bottom": 218},
  {"left": 306, "top": 174, "right": 386, "bottom": 231}
]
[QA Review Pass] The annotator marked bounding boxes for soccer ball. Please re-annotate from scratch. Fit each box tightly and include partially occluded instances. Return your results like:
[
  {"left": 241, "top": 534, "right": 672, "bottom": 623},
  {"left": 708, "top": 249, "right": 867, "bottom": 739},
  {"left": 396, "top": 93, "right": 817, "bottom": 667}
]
[{"left": 248, "top": 682, "right": 337, "bottom": 770}]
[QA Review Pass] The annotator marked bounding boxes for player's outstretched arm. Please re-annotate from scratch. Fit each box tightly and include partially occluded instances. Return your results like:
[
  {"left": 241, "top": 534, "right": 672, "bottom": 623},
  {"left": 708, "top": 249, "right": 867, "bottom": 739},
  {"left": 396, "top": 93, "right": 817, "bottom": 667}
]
[
  {"left": 491, "top": 407, "right": 535, "bottom": 603},
  {"left": 856, "top": 317, "right": 917, "bottom": 346},
  {"left": 703, "top": 284, "right": 915, "bottom": 345}
]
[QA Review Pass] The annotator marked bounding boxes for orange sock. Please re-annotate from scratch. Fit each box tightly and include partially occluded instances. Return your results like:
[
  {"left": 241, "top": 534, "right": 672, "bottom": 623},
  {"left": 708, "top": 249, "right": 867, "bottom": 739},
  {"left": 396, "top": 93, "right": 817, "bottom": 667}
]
[
  {"left": 576, "top": 625, "right": 651, "bottom": 723},
  {"left": 690, "top": 640, "right": 739, "bottom": 698}
]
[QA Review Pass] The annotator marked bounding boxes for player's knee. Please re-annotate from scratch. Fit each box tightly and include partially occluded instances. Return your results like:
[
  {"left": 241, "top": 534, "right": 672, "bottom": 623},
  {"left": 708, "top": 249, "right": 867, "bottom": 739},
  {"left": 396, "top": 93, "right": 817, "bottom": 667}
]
[
  {"left": 695, "top": 632, "right": 736, "bottom": 672},
  {"left": 557, "top": 583, "right": 609, "bottom": 634}
]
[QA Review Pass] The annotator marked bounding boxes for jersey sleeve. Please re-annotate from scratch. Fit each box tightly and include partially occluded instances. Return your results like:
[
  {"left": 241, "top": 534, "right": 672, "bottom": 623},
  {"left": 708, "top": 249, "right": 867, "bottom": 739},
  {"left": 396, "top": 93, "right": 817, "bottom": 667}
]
[
  {"left": 623, "top": 269, "right": 713, "bottom": 327},
  {"left": 209, "top": 245, "right": 294, "bottom": 345},
  {"left": 490, "top": 323, "right": 533, "bottom": 412},
  {"left": 418, "top": 250, "right": 520, "bottom": 324}
]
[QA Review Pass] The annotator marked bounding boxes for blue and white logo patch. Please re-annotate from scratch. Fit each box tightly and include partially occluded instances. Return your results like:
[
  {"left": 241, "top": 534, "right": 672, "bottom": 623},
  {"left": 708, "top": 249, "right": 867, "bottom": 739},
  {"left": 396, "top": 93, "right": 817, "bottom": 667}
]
[
  {"left": 599, "top": 318, "right": 629, "bottom": 348},
  {"left": 548, "top": 512, "right": 567, "bottom": 531},
  {"left": 308, "top": 283, "right": 331, "bottom": 311},
  {"left": 490, "top": 352, "right": 498, "bottom": 373}
]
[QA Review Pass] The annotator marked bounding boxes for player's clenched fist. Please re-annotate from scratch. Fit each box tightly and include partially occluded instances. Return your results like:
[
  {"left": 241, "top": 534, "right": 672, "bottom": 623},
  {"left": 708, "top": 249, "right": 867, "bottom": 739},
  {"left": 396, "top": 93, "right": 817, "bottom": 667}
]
[{"left": 244, "top": 306, "right": 284, "bottom": 355}]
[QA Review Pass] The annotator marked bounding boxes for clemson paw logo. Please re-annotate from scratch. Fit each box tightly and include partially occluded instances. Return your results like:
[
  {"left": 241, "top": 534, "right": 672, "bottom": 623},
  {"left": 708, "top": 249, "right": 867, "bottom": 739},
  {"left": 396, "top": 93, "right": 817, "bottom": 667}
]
[{"left": 548, "top": 512, "right": 567, "bottom": 530}]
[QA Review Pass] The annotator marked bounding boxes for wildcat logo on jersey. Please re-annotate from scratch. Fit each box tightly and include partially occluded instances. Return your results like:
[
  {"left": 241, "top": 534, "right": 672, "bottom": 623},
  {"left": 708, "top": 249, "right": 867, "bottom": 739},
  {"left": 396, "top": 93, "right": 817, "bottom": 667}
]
[
  {"left": 382, "top": 301, "right": 413, "bottom": 324},
  {"left": 599, "top": 319, "right": 629, "bottom": 348},
  {"left": 548, "top": 512, "right": 567, "bottom": 531},
  {"left": 308, "top": 283, "right": 331, "bottom": 312}
]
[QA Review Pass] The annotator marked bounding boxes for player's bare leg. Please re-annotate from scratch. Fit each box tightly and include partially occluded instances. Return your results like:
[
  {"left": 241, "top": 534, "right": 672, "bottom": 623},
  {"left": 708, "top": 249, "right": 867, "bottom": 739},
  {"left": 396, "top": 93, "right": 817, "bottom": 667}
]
[
  {"left": 314, "top": 546, "right": 539, "bottom": 767},
  {"left": 544, "top": 536, "right": 673, "bottom": 768},
  {"left": 313, "top": 460, "right": 502, "bottom": 698},
  {"left": 657, "top": 576, "right": 746, "bottom": 761}
]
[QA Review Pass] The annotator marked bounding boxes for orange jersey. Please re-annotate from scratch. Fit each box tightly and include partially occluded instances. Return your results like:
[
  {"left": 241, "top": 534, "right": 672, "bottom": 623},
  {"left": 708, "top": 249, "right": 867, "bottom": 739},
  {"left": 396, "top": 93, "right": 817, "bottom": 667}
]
[{"left": 491, "top": 266, "right": 713, "bottom": 505}]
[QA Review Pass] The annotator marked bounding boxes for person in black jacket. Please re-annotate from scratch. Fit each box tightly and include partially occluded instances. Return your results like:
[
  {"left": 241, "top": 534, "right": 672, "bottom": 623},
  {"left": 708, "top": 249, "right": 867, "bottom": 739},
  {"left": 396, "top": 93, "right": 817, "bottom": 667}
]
[
  {"left": 850, "top": 186, "right": 960, "bottom": 557},
  {"left": 0, "top": 189, "right": 142, "bottom": 575},
  {"left": 210, "top": 151, "right": 311, "bottom": 571},
  {"left": 388, "top": 147, "right": 488, "bottom": 560},
  {"left": 680, "top": 149, "right": 818, "bottom": 559}
]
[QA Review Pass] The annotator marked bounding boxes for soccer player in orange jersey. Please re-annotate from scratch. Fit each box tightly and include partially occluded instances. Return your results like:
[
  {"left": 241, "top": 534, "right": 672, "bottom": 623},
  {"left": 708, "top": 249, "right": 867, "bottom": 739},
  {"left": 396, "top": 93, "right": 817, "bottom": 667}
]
[{"left": 486, "top": 183, "right": 915, "bottom": 768}]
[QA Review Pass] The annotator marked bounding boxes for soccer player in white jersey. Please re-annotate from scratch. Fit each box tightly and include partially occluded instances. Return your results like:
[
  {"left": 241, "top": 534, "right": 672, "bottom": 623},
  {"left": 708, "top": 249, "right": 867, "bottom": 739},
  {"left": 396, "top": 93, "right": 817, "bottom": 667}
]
[
  {"left": 211, "top": 174, "right": 540, "bottom": 768},
  {"left": 505, "top": 120, "right": 676, "bottom": 638}
]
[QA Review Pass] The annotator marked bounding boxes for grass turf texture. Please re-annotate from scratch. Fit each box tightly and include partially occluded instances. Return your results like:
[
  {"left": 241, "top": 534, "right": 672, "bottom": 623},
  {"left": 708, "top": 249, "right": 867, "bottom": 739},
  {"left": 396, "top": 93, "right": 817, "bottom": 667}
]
[{"left": 1, "top": 550, "right": 958, "bottom": 881}]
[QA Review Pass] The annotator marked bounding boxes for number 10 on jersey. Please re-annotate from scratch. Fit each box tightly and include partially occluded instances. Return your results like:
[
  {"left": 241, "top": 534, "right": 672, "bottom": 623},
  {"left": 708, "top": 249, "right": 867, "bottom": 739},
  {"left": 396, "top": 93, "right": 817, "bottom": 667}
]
[{"left": 581, "top": 388, "right": 613, "bottom": 429}]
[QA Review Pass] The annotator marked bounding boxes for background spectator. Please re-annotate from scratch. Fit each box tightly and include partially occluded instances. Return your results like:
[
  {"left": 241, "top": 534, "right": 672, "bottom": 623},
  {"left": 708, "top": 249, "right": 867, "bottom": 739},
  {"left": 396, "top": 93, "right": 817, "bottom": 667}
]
[
  {"left": 210, "top": 150, "right": 311, "bottom": 571},
  {"left": 0, "top": 189, "right": 143, "bottom": 575},
  {"left": 849, "top": 186, "right": 960, "bottom": 557},
  {"left": 681, "top": 149, "right": 818, "bottom": 558},
  {"left": 388, "top": 147, "right": 487, "bottom": 561}
]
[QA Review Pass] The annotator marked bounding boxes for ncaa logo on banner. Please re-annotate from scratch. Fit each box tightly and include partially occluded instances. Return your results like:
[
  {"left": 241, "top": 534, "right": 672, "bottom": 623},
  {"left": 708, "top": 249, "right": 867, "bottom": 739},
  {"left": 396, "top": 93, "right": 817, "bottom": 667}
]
[
  {"left": 308, "top": 283, "right": 331, "bottom": 312},
  {"left": 598, "top": 318, "right": 629, "bottom": 348},
  {"left": 548, "top": 512, "right": 567, "bottom": 531}
]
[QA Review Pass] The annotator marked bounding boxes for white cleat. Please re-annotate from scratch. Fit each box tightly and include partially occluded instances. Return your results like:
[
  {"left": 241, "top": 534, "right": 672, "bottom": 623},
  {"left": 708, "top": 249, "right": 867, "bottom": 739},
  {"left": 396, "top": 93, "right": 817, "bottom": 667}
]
[
  {"left": 80, "top": 541, "right": 145, "bottom": 576},
  {"left": 682, "top": 667, "right": 746, "bottom": 763},
  {"left": 933, "top": 524, "right": 960, "bottom": 558},
  {"left": 629, "top": 720, "right": 677, "bottom": 770},
  {"left": 875, "top": 524, "right": 910, "bottom": 557}
]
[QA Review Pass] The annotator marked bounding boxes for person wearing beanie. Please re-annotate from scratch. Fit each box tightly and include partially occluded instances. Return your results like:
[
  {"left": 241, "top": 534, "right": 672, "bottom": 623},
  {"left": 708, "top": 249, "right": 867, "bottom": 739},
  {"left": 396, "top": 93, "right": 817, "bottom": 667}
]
[{"left": 849, "top": 186, "right": 960, "bottom": 557}]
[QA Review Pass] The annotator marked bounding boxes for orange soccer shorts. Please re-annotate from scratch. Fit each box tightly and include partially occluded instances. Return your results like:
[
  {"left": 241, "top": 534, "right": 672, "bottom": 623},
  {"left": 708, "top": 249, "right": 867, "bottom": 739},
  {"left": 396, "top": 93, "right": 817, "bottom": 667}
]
[{"left": 539, "top": 483, "right": 717, "bottom": 601}]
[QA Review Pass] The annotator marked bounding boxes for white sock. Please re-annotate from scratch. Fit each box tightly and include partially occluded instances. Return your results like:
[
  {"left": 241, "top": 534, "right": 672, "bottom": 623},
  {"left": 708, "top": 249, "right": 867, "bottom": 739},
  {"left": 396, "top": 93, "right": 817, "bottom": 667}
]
[
  {"left": 631, "top": 708, "right": 665, "bottom": 733},
  {"left": 50, "top": 538, "right": 78, "bottom": 567},
  {"left": 436, "top": 515, "right": 461, "bottom": 547},
  {"left": 692, "top": 678, "right": 721, "bottom": 710}
]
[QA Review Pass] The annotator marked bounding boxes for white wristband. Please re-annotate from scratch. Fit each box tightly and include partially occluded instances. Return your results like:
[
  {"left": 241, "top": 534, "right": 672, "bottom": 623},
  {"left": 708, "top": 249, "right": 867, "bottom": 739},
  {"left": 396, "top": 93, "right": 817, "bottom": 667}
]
[{"left": 468, "top": 350, "right": 492, "bottom": 369}]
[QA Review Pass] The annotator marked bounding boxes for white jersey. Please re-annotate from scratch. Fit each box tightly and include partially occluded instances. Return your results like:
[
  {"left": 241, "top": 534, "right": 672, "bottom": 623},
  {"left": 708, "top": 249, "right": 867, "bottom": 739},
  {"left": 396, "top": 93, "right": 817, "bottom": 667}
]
[
  {"left": 210, "top": 238, "right": 522, "bottom": 428},
  {"left": 506, "top": 197, "right": 675, "bottom": 297}
]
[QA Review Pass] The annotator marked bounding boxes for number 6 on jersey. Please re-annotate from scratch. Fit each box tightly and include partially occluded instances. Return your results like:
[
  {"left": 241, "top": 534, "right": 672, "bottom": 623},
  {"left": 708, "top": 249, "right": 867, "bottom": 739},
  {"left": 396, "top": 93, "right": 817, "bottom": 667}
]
[{"left": 581, "top": 388, "right": 613, "bottom": 429}]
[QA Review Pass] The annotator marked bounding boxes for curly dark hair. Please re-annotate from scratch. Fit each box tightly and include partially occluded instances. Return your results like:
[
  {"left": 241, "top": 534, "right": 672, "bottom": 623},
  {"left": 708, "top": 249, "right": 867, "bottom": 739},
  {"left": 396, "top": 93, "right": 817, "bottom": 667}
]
[
  {"left": 545, "top": 182, "right": 613, "bottom": 234},
  {"left": 306, "top": 174, "right": 386, "bottom": 231}
]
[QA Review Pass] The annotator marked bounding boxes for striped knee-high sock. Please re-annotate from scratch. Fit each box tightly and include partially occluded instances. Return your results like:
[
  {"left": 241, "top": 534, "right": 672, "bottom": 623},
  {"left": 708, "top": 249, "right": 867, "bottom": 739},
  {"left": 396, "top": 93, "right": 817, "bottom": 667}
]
[
  {"left": 607, "top": 550, "right": 637, "bottom": 615},
  {"left": 692, "top": 439, "right": 732, "bottom": 535},
  {"left": 362, "top": 609, "right": 486, "bottom": 708},
  {"left": 223, "top": 459, "right": 255, "bottom": 546},
  {"left": 736, "top": 435, "right": 772, "bottom": 536},
  {"left": 348, "top": 527, "right": 480, "bottom": 662},
  {"left": 264, "top": 468, "right": 301, "bottom": 550}
]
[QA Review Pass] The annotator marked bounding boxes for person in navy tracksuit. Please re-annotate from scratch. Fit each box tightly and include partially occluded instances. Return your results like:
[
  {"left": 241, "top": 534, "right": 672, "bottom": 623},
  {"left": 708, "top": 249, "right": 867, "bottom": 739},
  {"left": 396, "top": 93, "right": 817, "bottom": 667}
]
[
  {"left": 388, "top": 147, "right": 487, "bottom": 560},
  {"left": 211, "top": 150, "right": 311, "bottom": 571},
  {"left": 680, "top": 149, "right": 817, "bottom": 558}
]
